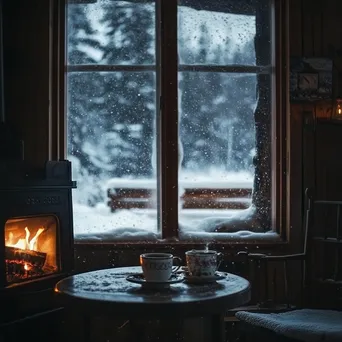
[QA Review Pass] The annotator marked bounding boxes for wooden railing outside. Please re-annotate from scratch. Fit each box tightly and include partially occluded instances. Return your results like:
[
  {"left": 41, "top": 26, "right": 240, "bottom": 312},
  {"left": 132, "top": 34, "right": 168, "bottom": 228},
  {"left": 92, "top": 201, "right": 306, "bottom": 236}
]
[{"left": 107, "top": 187, "right": 252, "bottom": 212}]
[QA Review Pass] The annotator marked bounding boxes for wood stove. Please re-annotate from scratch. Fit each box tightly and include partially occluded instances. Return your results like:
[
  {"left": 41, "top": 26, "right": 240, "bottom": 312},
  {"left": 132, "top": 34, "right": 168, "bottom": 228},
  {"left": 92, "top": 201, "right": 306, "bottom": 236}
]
[
  {"left": 0, "top": 160, "right": 76, "bottom": 327},
  {"left": 0, "top": 1, "right": 77, "bottom": 339}
]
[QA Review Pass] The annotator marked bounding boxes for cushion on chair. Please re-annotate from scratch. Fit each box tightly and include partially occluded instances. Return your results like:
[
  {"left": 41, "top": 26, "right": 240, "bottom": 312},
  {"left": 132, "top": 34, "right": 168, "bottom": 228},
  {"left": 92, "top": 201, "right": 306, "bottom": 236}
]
[{"left": 235, "top": 309, "right": 342, "bottom": 342}]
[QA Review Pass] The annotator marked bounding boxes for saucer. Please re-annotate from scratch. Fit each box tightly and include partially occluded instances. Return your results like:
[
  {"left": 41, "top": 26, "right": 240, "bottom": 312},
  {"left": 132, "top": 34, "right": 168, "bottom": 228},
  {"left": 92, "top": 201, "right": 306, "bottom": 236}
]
[
  {"left": 126, "top": 273, "right": 184, "bottom": 289},
  {"left": 184, "top": 271, "right": 227, "bottom": 284}
]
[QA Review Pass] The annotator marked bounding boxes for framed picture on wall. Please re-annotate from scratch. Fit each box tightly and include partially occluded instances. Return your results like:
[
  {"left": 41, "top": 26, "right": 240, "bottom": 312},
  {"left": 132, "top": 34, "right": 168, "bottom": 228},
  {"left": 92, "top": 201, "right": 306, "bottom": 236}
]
[{"left": 290, "top": 57, "right": 333, "bottom": 101}]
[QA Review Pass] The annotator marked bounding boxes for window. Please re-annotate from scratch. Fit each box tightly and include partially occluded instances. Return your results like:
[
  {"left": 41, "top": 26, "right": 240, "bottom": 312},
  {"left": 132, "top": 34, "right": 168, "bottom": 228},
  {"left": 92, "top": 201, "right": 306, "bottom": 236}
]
[{"left": 66, "top": 0, "right": 286, "bottom": 242}]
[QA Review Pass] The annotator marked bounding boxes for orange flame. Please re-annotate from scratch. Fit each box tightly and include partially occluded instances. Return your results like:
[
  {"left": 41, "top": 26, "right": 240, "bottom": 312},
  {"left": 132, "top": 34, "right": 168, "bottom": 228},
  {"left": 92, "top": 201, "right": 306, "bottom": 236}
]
[
  {"left": 24, "top": 263, "right": 31, "bottom": 271},
  {"left": 6, "top": 227, "right": 45, "bottom": 251}
]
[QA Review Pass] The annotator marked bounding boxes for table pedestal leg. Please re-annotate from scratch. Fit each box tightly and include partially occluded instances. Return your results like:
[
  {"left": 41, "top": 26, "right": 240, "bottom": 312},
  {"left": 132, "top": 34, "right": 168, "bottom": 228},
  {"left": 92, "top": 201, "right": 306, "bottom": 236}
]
[
  {"left": 211, "top": 314, "right": 226, "bottom": 342},
  {"left": 129, "top": 320, "right": 146, "bottom": 342},
  {"left": 83, "top": 316, "right": 92, "bottom": 342},
  {"left": 129, "top": 319, "right": 183, "bottom": 342},
  {"left": 160, "top": 319, "right": 184, "bottom": 342}
]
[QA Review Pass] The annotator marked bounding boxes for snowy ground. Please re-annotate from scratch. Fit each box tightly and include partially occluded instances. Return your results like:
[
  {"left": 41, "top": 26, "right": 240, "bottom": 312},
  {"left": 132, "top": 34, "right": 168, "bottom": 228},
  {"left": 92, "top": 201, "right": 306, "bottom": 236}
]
[
  {"left": 74, "top": 203, "right": 159, "bottom": 241},
  {"left": 72, "top": 170, "right": 278, "bottom": 242},
  {"left": 73, "top": 203, "right": 278, "bottom": 242}
]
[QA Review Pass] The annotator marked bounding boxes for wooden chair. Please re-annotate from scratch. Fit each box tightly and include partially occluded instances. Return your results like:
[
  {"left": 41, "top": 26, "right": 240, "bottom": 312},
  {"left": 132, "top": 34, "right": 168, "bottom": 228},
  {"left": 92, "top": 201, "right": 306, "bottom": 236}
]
[{"left": 235, "top": 188, "right": 342, "bottom": 342}]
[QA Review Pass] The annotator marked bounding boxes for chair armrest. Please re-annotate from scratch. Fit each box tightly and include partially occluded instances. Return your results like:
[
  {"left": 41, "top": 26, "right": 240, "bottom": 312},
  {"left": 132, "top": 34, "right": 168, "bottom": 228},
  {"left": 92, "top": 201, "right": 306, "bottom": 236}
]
[{"left": 237, "top": 251, "right": 305, "bottom": 261}]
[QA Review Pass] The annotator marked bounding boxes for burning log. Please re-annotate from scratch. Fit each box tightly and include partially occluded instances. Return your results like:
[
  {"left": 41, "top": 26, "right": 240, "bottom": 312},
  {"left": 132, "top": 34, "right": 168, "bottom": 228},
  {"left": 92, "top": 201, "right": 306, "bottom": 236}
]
[
  {"left": 5, "top": 246, "right": 47, "bottom": 281},
  {"left": 5, "top": 246, "right": 47, "bottom": 268},
  {"left": 5, "top": 246, "right": 47, "bottom": 282}
]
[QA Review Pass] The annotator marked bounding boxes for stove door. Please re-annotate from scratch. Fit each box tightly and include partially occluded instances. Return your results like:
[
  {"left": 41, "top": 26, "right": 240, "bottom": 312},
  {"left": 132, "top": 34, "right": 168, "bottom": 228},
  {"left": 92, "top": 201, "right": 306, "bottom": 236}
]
[{"left": 4, "top": 215, "right": 60, "bottom": 285}]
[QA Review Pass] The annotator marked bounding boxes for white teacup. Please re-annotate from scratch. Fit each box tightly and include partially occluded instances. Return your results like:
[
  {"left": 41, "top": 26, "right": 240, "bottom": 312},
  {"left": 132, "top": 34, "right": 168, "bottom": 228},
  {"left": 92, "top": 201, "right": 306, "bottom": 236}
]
[
  {"left": 140, "top": 253, "right": 182, "bottom": 282},
  {"left": 185, "top": 249, "right": 223, "bottom": 278}
]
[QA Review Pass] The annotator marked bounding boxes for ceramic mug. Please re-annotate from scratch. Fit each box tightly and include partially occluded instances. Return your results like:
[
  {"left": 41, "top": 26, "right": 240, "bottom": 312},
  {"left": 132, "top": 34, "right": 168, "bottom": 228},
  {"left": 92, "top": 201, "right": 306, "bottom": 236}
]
[
  {"left": 185, "top": 249, "right": 223, "bottom": 277},
  {"left": 140, "top": 253, "right": 182, "bottom": 282}
]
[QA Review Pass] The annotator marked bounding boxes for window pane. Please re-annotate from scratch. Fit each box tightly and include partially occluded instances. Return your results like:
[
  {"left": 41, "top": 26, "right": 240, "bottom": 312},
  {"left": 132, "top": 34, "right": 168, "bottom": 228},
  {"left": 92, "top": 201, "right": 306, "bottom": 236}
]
[
  {"left": 67, "top": 0, "right": 155, "bottom": 65},
  {"left": 67, "top": 72, "right": 158, "bottom": 240},
  {"left": 178, "top": 0, "right": 271, "bottom": 66},
  {"left": 178, "top": 72, "right": 269, "bottom": 238}
]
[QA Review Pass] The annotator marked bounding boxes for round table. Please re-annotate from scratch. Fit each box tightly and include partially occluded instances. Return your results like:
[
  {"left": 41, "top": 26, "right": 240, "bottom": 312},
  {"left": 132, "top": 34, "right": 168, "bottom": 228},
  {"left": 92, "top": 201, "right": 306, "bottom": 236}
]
[{"left": 55, "top": 266, "right": 251, "bottom": 342}]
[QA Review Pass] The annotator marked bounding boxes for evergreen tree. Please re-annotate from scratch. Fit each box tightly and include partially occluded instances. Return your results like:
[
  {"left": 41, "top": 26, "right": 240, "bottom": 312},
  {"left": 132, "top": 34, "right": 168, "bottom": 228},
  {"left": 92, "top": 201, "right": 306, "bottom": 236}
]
[
  {"left": 98, "top": 1, "right": 155, "bottom": 178},
  {"left": 67, "top": 4, "right": 107, "bottom": 204},
  {"left": 179, "top": 23, "right": 229, "bottom": 171},
  {"left": 67, "top": 2, "right": 258, "bottom": 205},
  {"left": 67, "top": 4, "right": 99, "bottom": 65}
]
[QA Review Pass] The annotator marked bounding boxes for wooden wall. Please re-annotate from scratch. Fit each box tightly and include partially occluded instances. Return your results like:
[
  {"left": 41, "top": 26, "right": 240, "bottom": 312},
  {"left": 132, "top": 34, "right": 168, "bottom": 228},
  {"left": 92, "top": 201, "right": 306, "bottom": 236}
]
[
  {"left": 289, "top": 0, "right": 342, "bottom": 119},
  {"left": 289, "top": 0, "right": 342, "bottom": 59},
  {"left": 2, "top": 0, "right": 62, "bottom": 168},
  {"left": 3, "top": 0, "right": 52, "bottom": 167},
  {"left": 288, "top": 0, "right": 342, "bottom": 251}
]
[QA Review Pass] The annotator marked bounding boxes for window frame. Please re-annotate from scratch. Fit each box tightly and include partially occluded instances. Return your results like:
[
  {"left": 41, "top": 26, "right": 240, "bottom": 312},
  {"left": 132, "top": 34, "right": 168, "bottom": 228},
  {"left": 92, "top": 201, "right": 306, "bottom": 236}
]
[{"left": 59, "top": 0, "right": 290, "bottom": 244}]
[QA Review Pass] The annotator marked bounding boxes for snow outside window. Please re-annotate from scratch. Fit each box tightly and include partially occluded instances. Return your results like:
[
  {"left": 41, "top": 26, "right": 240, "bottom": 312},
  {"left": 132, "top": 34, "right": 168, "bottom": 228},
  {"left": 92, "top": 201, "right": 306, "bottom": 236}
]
[{"left": 66, "top": 0, "right": 279, "bottom": 242}]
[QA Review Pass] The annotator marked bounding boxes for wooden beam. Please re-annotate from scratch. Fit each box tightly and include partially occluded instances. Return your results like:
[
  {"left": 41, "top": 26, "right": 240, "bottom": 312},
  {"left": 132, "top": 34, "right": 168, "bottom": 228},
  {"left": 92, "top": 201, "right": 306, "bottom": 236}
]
[{"left": 159, "top": 0, "right": 179, "bottom": 239}]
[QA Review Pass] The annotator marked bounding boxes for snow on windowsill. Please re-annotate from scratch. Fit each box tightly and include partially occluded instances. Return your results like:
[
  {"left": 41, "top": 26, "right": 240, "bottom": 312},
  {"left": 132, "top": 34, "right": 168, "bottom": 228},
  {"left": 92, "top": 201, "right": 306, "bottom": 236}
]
[
  {"left": 74, "top": 203, "right": 160, "bottom": 241},
  {"left": 178, "top": 230, "right": 280, "bottom": 241},
  {"left": 73, "top": 203, "right": 280, "bottom": 243}
]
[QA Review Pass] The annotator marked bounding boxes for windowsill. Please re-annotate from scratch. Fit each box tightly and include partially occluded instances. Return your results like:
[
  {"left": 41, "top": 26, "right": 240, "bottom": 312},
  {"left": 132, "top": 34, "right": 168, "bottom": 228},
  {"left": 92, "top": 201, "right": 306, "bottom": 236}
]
[{"left": 73, "top": 233, "right": 288, "bottom": 274}]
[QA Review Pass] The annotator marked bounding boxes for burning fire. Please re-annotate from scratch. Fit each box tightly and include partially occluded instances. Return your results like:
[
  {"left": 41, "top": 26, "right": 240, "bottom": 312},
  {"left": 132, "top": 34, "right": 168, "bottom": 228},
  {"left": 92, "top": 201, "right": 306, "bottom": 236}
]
[
  {"left": 5, "top": 217, "right": 58, "bottom": 283},
  {"left": 24, "top": 263, "right": 31, "bottom": 271},
  {"left": 6, "top": 227, "right": 45, "bottom": 251}
]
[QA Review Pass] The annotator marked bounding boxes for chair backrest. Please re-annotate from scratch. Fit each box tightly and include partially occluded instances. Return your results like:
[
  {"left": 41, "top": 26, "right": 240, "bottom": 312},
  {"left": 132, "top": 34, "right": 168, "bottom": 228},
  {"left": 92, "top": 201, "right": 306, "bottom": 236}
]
[
  {"left": 237, "top": 187, "right": 342, "bottom": 310},
  {"left": 304, "top": 188, "right": 342, "bottom": 309}
]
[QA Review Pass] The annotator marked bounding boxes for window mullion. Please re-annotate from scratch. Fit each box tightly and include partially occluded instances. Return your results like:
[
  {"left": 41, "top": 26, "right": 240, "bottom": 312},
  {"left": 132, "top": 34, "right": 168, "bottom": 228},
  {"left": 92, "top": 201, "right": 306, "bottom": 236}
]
[
  {"left": 158, "top": 0, "right": 179, "bottom": 239},
  {"left": 67, "top": 65, "right": 156, "bottom": 72}
]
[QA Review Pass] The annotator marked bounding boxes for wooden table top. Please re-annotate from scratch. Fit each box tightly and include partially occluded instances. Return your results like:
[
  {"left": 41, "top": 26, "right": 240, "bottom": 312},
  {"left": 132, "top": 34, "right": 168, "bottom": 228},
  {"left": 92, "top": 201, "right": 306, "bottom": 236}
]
[{"left": 55, "top": 266, "right": 251, "bottom": 318}]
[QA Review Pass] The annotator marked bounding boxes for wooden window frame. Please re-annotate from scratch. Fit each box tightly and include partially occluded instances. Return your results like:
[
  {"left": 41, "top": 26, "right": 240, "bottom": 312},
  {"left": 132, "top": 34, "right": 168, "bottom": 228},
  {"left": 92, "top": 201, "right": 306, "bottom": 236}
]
[{"left": 57, "top": 0, "right": 289, "bottom": 246}]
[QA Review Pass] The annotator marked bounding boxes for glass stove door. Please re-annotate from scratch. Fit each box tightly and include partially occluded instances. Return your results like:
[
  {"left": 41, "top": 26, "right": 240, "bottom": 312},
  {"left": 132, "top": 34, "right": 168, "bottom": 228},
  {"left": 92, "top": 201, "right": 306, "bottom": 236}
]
[{"left": 4, "top": 215, "right": 59, "bottom": 285}]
